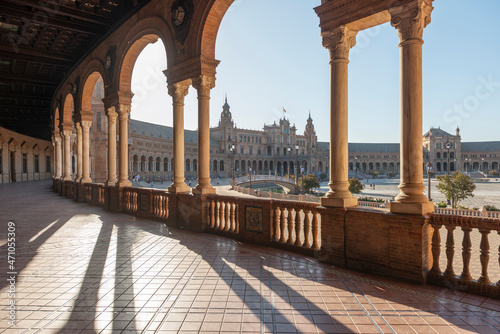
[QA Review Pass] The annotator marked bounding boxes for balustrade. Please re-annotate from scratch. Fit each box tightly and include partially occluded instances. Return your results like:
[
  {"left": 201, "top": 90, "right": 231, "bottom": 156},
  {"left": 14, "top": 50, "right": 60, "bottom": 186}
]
[{"left": 208, "top": 196, "right": 238, "bottom": 233}]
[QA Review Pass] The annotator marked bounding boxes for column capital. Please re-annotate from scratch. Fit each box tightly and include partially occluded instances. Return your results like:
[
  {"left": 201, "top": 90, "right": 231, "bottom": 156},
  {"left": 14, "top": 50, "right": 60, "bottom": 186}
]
[
  {"left": 75, "top": 122, "right": 82, "bottom": 134},
  {"left": 117, "top": 104, "right": 131, "bottom": 120},
  {"left": 167, "top": 82, "right": 190, "bottom": 103},
  {"left": 81, "top": 120, "right": 91, "bottom": 129},
  {"left": 322, "top": 25, "right": 358, "bottom": 60},
  {"left": 105, "top": 107, "right": 118, "bottom": 123},
  {"left": 192, "top": 75, "right": 216, "bottom": 97},
  {"left": 389, "top": 0, "right": 433, "bottom": 43}
]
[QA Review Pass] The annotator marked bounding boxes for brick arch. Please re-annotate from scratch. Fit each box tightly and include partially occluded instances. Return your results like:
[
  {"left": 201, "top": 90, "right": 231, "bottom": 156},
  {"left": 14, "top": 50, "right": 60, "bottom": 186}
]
[
  {"left": 198, "top": 0, "right": 234, "bottom": 58},
  {"left": 53, "top": 108, "right": 60, "bottom": 134},
  {"left": 79, "top": 59, "right": 108, "bottom": 114},
  {"left": 61, "top": 92, "right": 75, "bottom": 126},
  {"left": 115, "top": 17, "right": 173, "bottom": 93}
]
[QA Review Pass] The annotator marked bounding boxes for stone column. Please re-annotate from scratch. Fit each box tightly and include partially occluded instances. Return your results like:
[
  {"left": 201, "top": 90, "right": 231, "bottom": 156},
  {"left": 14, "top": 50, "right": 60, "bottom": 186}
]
[
  {"left": 167, "top": 83, "right": 190, "bottom": 193},
  {"left": 60, "top": 127, "right": 73, "bottom": 181},
  {"left": 390, "top": 0, "right": 434, "bottom": 215},
  {"left": 81, "top": 120, "right": 92, "bottom": 183},
  {"left": 106, "top": 107, "right": 118, "bottom": 186},
  {"left": 117, "top": 104, "right": 131, "bottom": 187},
  {"left": 321, "top": 26, "right": 358, "bottom": 208},
  {"left": 75, "top": 123, "right": 83, "bottom": 182},
  {"left": 192, "top": 75, "right": 216, "bottom": 195},
  {"left": 53, "top": 135, "right": 62, "bottom": 179},
  {"left": 1, "top": 142, "right": 9, "bottom": 182}
]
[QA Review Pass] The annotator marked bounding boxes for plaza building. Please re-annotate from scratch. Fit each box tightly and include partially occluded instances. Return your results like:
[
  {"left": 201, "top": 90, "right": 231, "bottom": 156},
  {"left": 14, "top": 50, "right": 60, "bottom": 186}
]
[{"left": 85, "top": 80, "right": 500, "bottom": 183}]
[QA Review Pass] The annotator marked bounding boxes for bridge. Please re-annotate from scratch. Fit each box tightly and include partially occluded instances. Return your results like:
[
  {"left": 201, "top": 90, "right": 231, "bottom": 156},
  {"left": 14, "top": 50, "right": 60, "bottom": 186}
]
[{"left": 234, "top": 175, "right": 301, "bottom": 194}]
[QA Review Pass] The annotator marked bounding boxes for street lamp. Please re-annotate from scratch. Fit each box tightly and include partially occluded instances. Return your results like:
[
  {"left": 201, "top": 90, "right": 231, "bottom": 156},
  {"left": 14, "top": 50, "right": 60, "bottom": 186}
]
[
  {"left": 295, "top": 145, "right": 299, "bottom": 185},
  {"left": 426, "top": 162, "right": 433, "bottom": 201},
  {"left": 287, "top": 147, "right": 291, "bottom": 178},
  {"left": 445, "top": 141, "right": 452, "bottom": 175},
  {"left": 355, "top": 156, "right": 358, "bottom": 178},
  {"left": 230, "top": 143, "right": 235, "bottom": 189}
]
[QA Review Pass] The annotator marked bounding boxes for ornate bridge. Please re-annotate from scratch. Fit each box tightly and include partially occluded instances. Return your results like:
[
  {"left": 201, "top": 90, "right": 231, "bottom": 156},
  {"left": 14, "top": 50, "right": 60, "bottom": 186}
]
[{"left": 234, "top": 175, "right": 301, "bottom": 194}]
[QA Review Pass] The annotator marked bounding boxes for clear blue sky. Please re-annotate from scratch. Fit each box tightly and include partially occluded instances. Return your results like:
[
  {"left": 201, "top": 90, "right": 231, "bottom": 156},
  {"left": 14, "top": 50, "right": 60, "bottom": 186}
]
[{"left": 131, "top": 0, "right": 500, "bottom": 143}]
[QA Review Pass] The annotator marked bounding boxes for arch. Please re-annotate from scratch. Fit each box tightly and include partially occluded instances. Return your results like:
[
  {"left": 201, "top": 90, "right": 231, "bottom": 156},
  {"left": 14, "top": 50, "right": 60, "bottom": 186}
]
[
  {"left": 235, "top": 160, "right": 240, "bottom": 172},
  {"left": 141, "top": 155, "right": 146, "bottom": 172},
  {"left": 283, "top": 161, "right": 288, "bottom": 174},
  {"left": 382, "top": 162, "right": 387, "bottom": 171},
  {"left": 436, "top": 162, "right": 441, "bottom": 172},
  {"left": 443, "top": 152, "right": 447, "bottom": 159},
  {"left": 369, "top": 162, "right": 374, "bottom": 171},
  {"left": 258, "top": 160, "right": 263, "bottom": 172},
  {"left": 443, "top": 162, "right": 448, "bottom": 172},
  {"left": 61, "top": 92, "right": 75, "bottom": 125},
  {"left": 252, "top": 160, "right": 257, "bottom": 172},
  {"left": 115, "top": 16, "right": 175, "bottom": 91},
  {"left": 290, "top": 161, "right": 295, "bottom": 174},
  {"left": 80, "top": 63, "right": 107, "bottom": 114},
  {"left": 53, "top": 108, "right": 61, "bottom": 134},
  {"left": 492, "top": 162, "right": 499, "bottom": 170},
  {"left": 199, "top": 0, "right": 235, "bottom": 58},
  {"left": 277, "top": 161, "right": 282, "bottom": 175},
  {"left": 186, "top": 158, "right": 191, "bottom": 172},
  {"left": 164, "top": 157, "right": 169, "bottom": 171},
  {"left": 450, "top": 162, "right": 455, "bottom": 172},
  {"left": 264, "top": 160, "right": 268, "bottom": 172},
  {"left": 133, "top": 155, "right": 139, "bottom": 172},
  {"left": 389, "top": 162, "right": 395, "bottom": 171},
  {"left": 436, "top": 152, "right": 441, "bottom": 159},
  {"left": 318, "top": 161, "right": 323, "bottom": 173},
  {"left": 193, "top": 159, "right": 198, "bottom": 172},
  {"left": 148, "top": 156, "right": 154, "bottom": 172},
  {"left": 269, "top": 161, "right": 274, "bottom": 174},
  {"left": 156, "top": 157, "right": 161, "bottom": 171},
  {"left": 241, "top": 160, "right": 245, "bottom": 172},
  {"left": 450, "top": 152, "right": 455, "bottom": 159},
  {"left": 220, "top": 160, "right": 224, "bottom": 172},
  {"left": 213, "top": 159, "right": 217, "bottom": 172}
]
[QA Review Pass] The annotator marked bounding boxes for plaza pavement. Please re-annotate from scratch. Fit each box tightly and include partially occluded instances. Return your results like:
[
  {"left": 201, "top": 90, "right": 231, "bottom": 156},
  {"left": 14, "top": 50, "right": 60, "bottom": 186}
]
[{"left": 2, "top": 180, "right": 500, "bottom": 333}]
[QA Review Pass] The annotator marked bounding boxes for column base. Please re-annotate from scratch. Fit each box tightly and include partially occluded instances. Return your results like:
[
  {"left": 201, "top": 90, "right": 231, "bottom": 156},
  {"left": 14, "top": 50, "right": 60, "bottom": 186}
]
[
  {"left": 117, "top": 180, "right": 131, "bottom": 188},
  {"left": 321, "top": 196, "right": 358, "bottom": 208},
  {"left": 390, "top": 201, "right": 434, "bottom": 215},
  {"left": 192, "top": 187, "right": 216, "bottom": 195},
  {"left": 62, "top": 176, "right": 73, "bottom": 181},
  {"left": 168, "top": 184, "right": 191, "bottom": 194},
  {"left": 80, "top": 177, "right": 92, "bottom": 184},
  {"left": 105, "top": 179, "right": 117, "bottom": 187}
]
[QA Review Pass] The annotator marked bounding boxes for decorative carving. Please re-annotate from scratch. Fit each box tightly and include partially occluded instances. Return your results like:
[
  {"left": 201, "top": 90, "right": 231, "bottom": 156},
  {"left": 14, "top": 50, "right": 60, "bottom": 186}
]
[
  {"left": 390, "top": 0, "right": 434, "bottom": 42},
  {"left": 192, "top": 75, "right": 216, "bottom": 97},
  {"left": 117, "top": 104, "right": 131, "bottom": 120},
  {"left": 105, "top": 107, "right": 118, "bottom": 124},
  {"left": 322, "top": 25, "right": 358, "bottom": 60},
  {"left": 167, "top": 83, "right": 189, "bottom": 103}
]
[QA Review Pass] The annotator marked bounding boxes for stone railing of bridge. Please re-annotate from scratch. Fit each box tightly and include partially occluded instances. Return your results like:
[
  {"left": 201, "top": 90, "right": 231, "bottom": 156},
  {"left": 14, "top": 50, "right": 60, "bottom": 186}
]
[{"left": 53, "top": 178, "right": 500, "bottom": 299}]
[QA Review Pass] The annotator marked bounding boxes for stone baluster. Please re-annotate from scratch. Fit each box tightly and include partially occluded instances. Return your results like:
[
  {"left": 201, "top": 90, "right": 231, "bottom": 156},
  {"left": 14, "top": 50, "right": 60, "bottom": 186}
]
[
  {"left": 224, "top": 202, "right": 231, "bottom": 231},
  {"left": 497, "top": 230, "right": 500, "bottom": 286},
  {"left": 279, "top": 207, "right": 287, "bottom": 243},
  {"left": 210, "top": 200, "right": 215, "bottom": 228},
  {"left": 219, "top": 202, "right": 225, "bottom": 230},
  {"left": 478, "top": 229, "right": 491, "bottom": 284},
  {"left": 230, "top": 203, "right": 236, "bottom": 232},
  {"left": 294, "top": 209, "right": 303, "bottom": 246},
  {"left": 287, "top": 208, "right": 294, "bottom": 245},
  {"left": 430, "top": 223, "right": 441, "bottom": 274},
  {"left": 214, "top": 200, "right": 219, "bottom": 229},
  {"left": 460, "top": 227, "right": 472, "bottom": 281},
  {"left": 273, "top": 206, "right": 280, "bottom": 241},
  {"left": 312, "top": 210, "right": 320, "bottom": 250},
  {"left": 444, "top": 225, "right": 456, "bottom": 277},
  {"left": 304, "top": 209, "right": 312, "bottom": 248}
]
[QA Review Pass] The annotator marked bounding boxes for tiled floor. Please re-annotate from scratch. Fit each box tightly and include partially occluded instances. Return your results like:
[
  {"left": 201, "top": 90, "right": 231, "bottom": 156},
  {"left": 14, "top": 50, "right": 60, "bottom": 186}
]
[{"left": 1, "top": 180, "right": 500, "bottom": 334}]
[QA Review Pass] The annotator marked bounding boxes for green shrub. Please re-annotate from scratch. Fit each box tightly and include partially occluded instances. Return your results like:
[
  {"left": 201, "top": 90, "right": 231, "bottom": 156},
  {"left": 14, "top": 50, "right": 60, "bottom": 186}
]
[
  {"left": 437, "top": 201, "right": 448, "bottom": 208},
  {"left": 358, "top": 197, "right": 384, "bottom": 203},
  {"left": 485, "top": 205, "right": 500, "bottom": 211},
  {"left": 489, "top": 170, "right": 499, "bottom": 176}
]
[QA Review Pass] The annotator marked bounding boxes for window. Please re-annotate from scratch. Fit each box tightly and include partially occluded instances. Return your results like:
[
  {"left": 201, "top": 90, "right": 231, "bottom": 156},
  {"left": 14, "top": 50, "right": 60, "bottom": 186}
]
[
  {"left": 96, "top": 112, "right": 101, "bottom": 132},
  {"left": 239, "top": 135, "right": 242, "bottom": 142},
  {"left": 240, "top": 146, "right": 244, "bottom": 154},
  {"left": 46, "top": 156, "right": 51, "bottom": 173},
  {"left": 249, "top": 146, "right": 253, "bottom": 155},
  {"left": 22, "top": 153, "right": 27, "bottom": 173},
  {"left": 35, "top": 155, "right": 39, "bottom": 173}
]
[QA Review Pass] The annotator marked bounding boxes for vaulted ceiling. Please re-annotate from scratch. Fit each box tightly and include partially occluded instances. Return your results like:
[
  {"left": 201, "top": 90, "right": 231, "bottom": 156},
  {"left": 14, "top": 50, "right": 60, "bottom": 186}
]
[{"left": 0, "top": 0, "right": 151, "bottom": 141}]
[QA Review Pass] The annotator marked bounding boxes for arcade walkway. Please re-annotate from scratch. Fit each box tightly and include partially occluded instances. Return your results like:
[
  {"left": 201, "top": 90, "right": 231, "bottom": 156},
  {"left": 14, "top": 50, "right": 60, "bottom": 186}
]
[{"left": 1, "top": 181, "right": 500, "bottom": 334}]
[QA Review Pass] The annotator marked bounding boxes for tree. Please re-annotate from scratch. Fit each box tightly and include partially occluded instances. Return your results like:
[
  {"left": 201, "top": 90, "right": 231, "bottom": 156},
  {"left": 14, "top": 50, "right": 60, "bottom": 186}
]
[
  {"left": 299, "top": 174, "right": 320, "bottom": 194},
  {"left": 436, "top": 172, "right": 476, "bottom": 208},
  {"left": 348, "top": 178, "right": 364, "bottom": 194},
  {"left": 371, "top": 171, "right": 379, "bottom": 179}
]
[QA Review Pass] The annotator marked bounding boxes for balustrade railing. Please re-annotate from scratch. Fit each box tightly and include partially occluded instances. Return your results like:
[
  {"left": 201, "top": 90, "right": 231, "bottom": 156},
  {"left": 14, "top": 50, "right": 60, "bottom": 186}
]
[
  {"left": 208, "top": 195, "right": 239, "bottom": 233},
  {"left": 429, "top": 214, "right": 500, "bottom": 298},
  {"left": 271, "top": 200, "right": 321, "bottom": 250}
]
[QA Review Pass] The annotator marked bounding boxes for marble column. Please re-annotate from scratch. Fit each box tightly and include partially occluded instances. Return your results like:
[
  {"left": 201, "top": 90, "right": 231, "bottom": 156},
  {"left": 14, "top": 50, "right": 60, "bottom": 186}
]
[
  {"left": 60, "top": 127, "right": 73, "bottom": 181},
  {"left": 106, "top": 107, "right": 118, "bottom": 186},
  {"left": 390, "top": 0, "right": 434, "bottom": 215},
  {"left": 75, "top": 123, "right": 83, "bottom": 182},
  {"left": 167, "top": 83, "right": 190, "bottom": 193},
  {"left": 321, "top": 26, "right": 358, "bottom": 208},
  {"left": 117, "top": 104, "right": 131, "bottom": 187},
  {"left": 192, "top": 75, "right": 216, "bottom": 195},
  {"left": 81, "top": 120, "right": 92, "bottom": 183}
]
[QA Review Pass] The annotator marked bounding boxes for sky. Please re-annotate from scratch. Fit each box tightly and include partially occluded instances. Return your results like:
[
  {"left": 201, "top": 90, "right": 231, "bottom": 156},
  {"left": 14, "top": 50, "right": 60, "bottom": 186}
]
[{"left": 130, "top": 0, "right": 500, "bottom": 143}]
